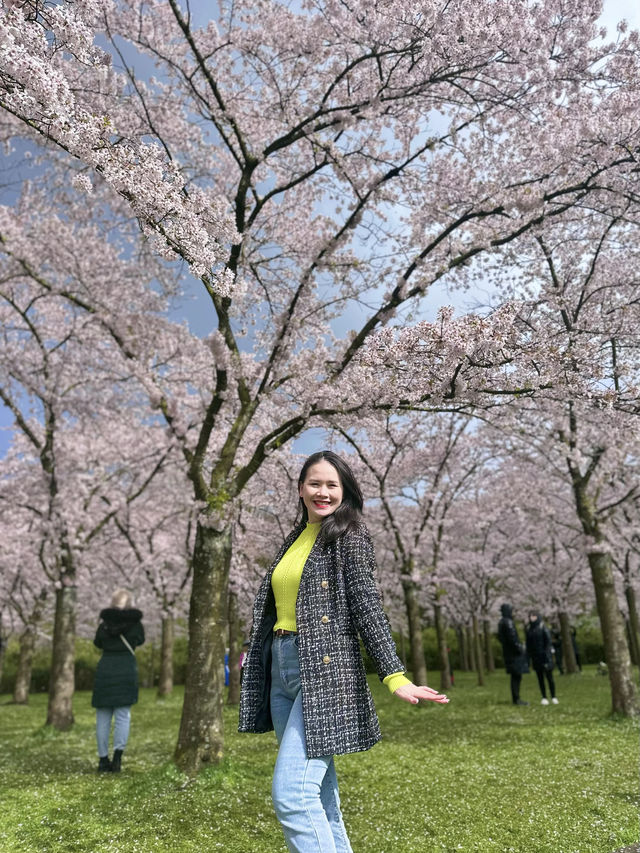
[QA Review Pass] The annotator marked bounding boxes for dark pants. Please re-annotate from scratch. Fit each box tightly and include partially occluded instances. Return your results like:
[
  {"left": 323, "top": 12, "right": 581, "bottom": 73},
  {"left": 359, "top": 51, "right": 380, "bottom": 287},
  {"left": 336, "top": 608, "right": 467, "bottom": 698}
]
[
  {"left": 510, "top": 673, "right": 522, "bottom": 704},
  {"left": 535, "top": 668, "right": 556, "bottom": 699}
]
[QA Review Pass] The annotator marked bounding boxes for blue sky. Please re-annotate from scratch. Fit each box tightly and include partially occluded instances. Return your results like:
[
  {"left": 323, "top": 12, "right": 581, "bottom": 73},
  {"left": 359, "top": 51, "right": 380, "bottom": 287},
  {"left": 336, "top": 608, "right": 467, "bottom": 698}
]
[{"left": 1, "top": 0, "right": 637, "bottom": 459}]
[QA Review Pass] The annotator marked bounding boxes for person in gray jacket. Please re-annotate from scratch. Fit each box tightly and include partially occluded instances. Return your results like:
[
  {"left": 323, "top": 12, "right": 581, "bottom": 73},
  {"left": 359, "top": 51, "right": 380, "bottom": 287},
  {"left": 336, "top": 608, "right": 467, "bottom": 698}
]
[{"left": 239, "top": 450, "right": 449, "bottom": 853}]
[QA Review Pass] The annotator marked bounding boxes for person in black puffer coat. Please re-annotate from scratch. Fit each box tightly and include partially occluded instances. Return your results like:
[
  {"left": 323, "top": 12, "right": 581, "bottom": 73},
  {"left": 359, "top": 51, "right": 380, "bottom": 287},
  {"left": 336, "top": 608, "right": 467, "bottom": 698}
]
[
  {"left": 526, "top": 611, "right": 558, "bottom": 706},
  {"left": 497, "top": 603, "right": 529, "bottom": 705},
  {"left": 91, "top": 589, "right": 145, "bottom": 772}
]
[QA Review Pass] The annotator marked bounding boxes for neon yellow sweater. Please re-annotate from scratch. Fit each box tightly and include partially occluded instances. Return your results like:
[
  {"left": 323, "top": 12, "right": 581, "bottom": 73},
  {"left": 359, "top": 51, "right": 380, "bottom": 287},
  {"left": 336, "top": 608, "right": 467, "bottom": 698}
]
[{"left": 271, "top": 523, "right": 411, "bottom": 695}]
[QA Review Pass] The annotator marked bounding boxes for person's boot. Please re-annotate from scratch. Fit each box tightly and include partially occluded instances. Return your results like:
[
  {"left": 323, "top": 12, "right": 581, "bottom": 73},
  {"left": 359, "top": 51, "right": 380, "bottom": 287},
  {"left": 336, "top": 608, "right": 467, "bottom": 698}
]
[
  {"left": 111, "top": 749, "right": 123, "bottom": 773},
  {"left": 97, "top": 755, "right": 112, "bottom": 773}
]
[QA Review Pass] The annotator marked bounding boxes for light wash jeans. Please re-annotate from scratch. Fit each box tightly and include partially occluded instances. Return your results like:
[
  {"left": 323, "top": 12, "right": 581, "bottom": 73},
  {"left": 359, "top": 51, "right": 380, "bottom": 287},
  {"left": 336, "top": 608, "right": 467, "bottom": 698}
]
[
  {"left": 96, "top": 706, "right": 131, "bottom": 757},
  {"left": 270, "top": 634, "right": 353, "bottom": 853}
]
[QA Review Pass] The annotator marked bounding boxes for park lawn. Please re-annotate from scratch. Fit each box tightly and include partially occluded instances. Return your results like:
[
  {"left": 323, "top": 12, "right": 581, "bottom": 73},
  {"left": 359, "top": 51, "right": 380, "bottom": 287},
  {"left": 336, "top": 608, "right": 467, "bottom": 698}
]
[{"left": 0, "top": 667, "right": 637, "bottom": 853}]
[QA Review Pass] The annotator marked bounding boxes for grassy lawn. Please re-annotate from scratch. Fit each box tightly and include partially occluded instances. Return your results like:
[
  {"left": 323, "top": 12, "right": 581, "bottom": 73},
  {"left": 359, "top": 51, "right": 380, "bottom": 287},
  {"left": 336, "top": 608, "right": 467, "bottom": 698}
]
[{"left": 0, "top": 666, "right": 638, "bottom": 853}]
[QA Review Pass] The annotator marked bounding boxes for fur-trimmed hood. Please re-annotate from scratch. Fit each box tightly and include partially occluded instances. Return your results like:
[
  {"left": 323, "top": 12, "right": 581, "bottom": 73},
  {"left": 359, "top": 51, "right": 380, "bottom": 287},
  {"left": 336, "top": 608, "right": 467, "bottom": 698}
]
[{"left": 99, "top": 608, "right": 143, "bottom": 636}]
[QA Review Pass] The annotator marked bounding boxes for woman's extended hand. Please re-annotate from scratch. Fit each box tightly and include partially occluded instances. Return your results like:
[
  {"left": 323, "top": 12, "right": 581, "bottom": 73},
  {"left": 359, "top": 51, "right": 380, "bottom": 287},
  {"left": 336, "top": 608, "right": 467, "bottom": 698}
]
[{"left": 394, "top": 684, "right": 449, "bottom": 705}]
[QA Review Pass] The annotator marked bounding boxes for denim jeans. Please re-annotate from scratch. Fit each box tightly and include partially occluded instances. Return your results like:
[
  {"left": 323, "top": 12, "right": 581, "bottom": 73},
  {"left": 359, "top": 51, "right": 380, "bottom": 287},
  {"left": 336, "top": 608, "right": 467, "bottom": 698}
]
[
  {"left": 270, "top": 634, "right": 353, "bottom": 853},
  {"left": 95, "top": 706, "right": 131, "bottom": 757}
]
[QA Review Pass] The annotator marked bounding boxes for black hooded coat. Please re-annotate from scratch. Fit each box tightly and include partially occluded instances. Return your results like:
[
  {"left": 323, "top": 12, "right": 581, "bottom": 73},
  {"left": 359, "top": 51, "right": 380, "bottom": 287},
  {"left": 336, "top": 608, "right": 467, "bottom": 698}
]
[
  {"left": 91, "top": 608, "right": 145, "bottom": 708},
  {"left": 526, "top": 616, "right": 554, "bottom": 671},
  {"left": 497, "top": 604, "right": 529, "bottom": 675}
]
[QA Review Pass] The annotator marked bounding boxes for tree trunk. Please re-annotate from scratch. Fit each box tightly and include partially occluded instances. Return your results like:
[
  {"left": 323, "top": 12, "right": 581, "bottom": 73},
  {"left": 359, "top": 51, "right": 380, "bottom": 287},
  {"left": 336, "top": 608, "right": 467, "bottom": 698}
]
[
  {"left": 588, "top": 549, "right": 638, "bottom": 715},
  {"left": 398, "top": 628, "right": 406, "bottom": 669},
  {"left": 466, "top": 624, "right": 477, "bottom": 672},
  {"left": 456, "top": 624, "right": 469, "bottom": 671},
  {"left": 472, "top": 614, "right": 484, "bottom": 686},
  {"left": 625, "top": 618, "right": 637, "bottom": 667},
  {"left": 13, "top": 627, "right": 37, "bottom": 704},
  {"left": 157, "top": 615, "right": 174, "bottom": 698},
  {"left": 46, "top": 585, "right": 76, "bottom": 730},
  {"left": 0, "top": 633, "right": 6, "bottom": 694},
  {"left": 15, "top": 588, "right": 49, "bottom": 704},
  {"left": 558, "top": 611, "right": 577, "bottom": 673},
  {"left": 483, "top": 618, "right": 495, "bottom": 672},
  {"left": 174, "top": 522, "right": 231, "bottom": 775},
  {"left": 401, "top": 577, "right": 427, "bottom": 685},
  {"left": 433, "top": 602, "right": 451, "bottom": 692},
  {"left": 624, "top": 585, "right": 640, "bottom": 671},
  {"left": 569, "top": 448, "right": 638, "bottom": 715},
  {"left": 227, "top": 590, "right": 241, "bottom": 706}
]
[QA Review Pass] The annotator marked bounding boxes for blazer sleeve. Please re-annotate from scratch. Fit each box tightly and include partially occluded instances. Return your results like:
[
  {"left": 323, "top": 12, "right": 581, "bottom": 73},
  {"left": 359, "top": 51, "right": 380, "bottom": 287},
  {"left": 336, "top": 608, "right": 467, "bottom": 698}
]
[{"left": 341, "top": 526, "right": 405, "bottom": 681}]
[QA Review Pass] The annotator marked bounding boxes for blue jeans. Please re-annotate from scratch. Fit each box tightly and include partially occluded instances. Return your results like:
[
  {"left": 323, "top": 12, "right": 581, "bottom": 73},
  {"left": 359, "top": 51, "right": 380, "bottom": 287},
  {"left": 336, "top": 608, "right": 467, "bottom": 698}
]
[
  {"left": 270, "top": 634, "right": 353, "bottom": 853},
  {"left": 95, "top": 706, "right": 131, "bottom": 757}
]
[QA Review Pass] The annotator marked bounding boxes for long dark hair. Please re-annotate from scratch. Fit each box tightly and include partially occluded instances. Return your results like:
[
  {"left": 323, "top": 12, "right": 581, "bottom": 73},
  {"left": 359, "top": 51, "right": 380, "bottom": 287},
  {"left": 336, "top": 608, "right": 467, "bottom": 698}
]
[{"left": 296, "top": 450, "right": 363, "bottom": 544}]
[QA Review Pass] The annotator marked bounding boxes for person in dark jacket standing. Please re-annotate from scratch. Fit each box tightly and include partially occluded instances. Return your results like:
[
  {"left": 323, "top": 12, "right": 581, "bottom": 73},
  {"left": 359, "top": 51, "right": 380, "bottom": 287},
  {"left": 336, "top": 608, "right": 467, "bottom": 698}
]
[
  {"left": 526, "top": 611, "right": 558, "bottom": 705},
  {"left": 239, "top": 451, "right": 449, "bottom": 853},
  {"left": 497, "top": 603, "right": 529, "bottom": 706},
  {"left": 91, "top": 589, "right": 145, "bottom": 772}
]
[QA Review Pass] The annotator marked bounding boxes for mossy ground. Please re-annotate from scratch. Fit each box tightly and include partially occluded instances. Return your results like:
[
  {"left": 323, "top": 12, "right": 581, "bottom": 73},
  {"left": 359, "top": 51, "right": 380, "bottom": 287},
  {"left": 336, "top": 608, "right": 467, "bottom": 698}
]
[{"left": 0, "top": 667, "right": 637, "bottom": 852}]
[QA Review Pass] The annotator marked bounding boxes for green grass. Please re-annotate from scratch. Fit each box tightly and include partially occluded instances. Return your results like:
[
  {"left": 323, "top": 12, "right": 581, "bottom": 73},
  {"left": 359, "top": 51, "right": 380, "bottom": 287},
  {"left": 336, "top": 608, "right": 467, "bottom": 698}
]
[{"left": 0, "top": 667, "right": 638, "bottom": 853}]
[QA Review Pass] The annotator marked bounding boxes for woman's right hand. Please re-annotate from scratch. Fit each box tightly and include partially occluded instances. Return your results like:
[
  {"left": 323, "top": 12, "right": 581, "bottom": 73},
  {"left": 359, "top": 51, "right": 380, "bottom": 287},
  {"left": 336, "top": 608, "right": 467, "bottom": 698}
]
[{"left": 394, "top": 684, "right": 449, "bottom": 705}]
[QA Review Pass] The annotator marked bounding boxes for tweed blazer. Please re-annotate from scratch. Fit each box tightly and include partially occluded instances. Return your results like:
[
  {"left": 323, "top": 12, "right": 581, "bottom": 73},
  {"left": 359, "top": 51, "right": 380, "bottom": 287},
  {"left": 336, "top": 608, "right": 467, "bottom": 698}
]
[{"left": 238, "top": 520, "right": 405, "bottom": 758}]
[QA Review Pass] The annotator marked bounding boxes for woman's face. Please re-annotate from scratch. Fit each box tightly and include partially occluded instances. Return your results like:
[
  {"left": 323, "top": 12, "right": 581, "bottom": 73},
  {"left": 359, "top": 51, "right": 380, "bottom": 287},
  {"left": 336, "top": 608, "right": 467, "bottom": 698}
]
[{"left": 299, "top": 460, "right": 344, "bottom": 524}]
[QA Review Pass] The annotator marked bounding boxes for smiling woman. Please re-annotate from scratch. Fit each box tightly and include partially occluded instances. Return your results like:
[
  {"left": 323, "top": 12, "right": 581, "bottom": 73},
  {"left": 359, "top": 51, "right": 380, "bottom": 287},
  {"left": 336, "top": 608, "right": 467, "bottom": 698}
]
[
  {"left": 239, "top": 450, "right": 449, "bottom": 853},
  {"left": 298, "top": 458, "right": 344, "bottom": 524}
]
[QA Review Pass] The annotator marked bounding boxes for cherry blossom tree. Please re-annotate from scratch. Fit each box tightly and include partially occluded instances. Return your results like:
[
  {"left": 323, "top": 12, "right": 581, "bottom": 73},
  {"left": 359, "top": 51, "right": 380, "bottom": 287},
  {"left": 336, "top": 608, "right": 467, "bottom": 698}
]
[
  {"left": 0, "top": 242, "right": 182, "bottom": 725},
  {"left": 3, "top": 0, "right": 640, "bottom": 768},
  {"left": 0, "top": 483, "right": 51, "bottom": 703},
  {"left": 609, "top": 507, "right": 640, "bottom": 671},
  {"left": 469, "top": 208, "right": 640, "bottom": 714},
  {"left": 336, "top": 411, "right": 491, "bottom": 690},
  {"left": 100, "top": 458, "right": 195, "bottom": 697}
]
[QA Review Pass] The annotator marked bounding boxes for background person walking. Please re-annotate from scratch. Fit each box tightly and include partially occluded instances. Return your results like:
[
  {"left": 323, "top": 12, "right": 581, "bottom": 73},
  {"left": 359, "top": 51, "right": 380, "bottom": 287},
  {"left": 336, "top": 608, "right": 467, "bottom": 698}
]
[
  {"left": 239, "top": 450, "right": 448, "bottom": 853},
  {"left": 497, "top": 603, "right": 529, "bottom": 706},
  {"left": 526, "top": 611, "right": 558, "bottom": 706},
  {"left": 91, "top": 589, "right": 145, "bottom": 772}
]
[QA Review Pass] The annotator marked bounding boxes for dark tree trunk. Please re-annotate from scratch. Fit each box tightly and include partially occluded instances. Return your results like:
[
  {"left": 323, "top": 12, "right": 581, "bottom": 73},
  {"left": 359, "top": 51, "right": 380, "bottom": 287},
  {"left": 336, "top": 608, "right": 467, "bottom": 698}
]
[
  {"left": 227, "top": 590, "right": 241, "bottom": 706},
  {"left": 14, "top": 588, "right": 48, "bottom": 704},
  {"left": 472, "top": 614, "right": 484, "bottom": 686},
  {"left": 558, "top": 611, "right": 578, "bottom": 673},
  {"left": 568, "top": 442, "right": 638, "bottom": 716},
  {"left": 46, "top": 585, "right": 76, "bottom": 730},
  {"left": 401, "top": 576, "right": 427, "bottom": 685},
  {"left": 624, "top": 585, "right": 640, "bottom": 671},
  {"left": 483, "top": 618, "right": 495, "bottom": 672},
  {"left": 457, "top": 624, "right": 469, "bottom": 671},
  {"left": 433, "top": 602, "right": 451, "bottom": 692},
  {"left": 625, "top": 618, "right": 637, "bottom": 667},
  {"left": 175, "top": 522, "right": 231, "bottom": 775},
  {"left": 398, "top": 628, "right": 406, "bottom": 669},
  {"left": 0, "top": 632, "right": 7, "bottom": 694},
  {"left": 157, "top": 615, "right": 174, "bottom": 698},
  {"left": 466, "top": 624, "right": 476, "bottom": 672},
  {"left": 14, "top": 627, "right": 37, "bottom": 704},
  {"left": 588, "top": 549, "right": 638, "bottom": 715}
]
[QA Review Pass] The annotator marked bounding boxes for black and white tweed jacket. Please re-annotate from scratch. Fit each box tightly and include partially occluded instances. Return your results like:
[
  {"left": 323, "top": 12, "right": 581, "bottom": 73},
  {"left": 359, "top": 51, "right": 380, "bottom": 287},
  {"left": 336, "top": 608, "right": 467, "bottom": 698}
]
[{"left": 238, "top": 521, "right": 405, "bottom": 758}]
